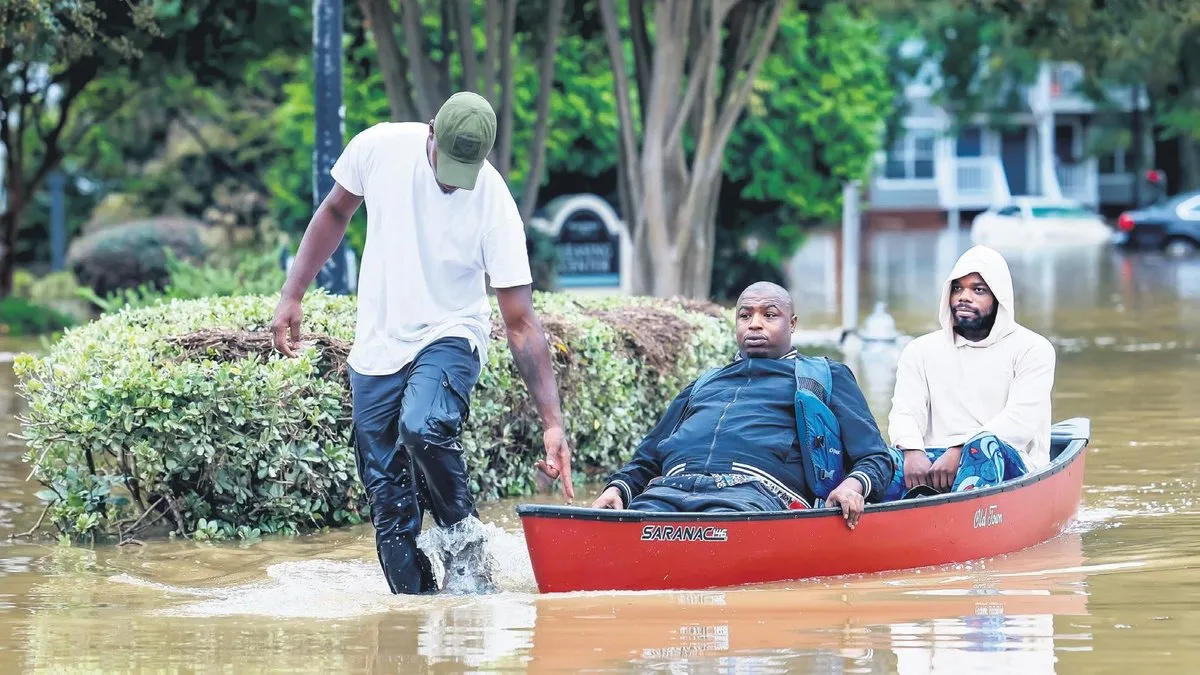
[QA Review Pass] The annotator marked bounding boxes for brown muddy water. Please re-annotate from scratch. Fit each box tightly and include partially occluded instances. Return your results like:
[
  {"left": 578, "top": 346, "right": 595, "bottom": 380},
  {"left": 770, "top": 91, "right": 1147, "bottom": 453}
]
[{"left": 1, "top": 232, "right": 1198, "bottom": 673}]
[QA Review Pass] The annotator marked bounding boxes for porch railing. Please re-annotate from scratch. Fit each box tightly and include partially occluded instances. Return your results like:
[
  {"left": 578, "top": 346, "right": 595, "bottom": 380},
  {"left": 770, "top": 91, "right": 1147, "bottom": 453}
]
[
  {"left": 940, "top": 156, "right": 1012, "bottom": 210},
  {"left": 1055, "top": 159, "right": 1099, "bottom": 207}
]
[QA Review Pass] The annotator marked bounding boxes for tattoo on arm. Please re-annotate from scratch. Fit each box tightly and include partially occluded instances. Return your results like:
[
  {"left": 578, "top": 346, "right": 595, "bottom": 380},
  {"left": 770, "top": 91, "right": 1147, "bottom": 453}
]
[{"left": 508, "top": 313, "right": 564, "bottom": 430}]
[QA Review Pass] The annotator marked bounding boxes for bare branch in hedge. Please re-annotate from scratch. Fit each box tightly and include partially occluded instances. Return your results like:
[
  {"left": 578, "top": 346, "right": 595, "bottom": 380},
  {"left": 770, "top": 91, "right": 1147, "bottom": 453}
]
[
  {"left": 9, "top": 505, "right": 49, "bottom": 539},
  {"left": 118, "top": 497, "right": 166, "bottom": 545}
]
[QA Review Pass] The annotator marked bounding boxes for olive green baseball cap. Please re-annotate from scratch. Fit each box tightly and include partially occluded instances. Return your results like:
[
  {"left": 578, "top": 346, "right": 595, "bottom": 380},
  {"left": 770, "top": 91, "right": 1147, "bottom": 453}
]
[{"left": 433, "top": 92, "right": 497, "bottom": 189}]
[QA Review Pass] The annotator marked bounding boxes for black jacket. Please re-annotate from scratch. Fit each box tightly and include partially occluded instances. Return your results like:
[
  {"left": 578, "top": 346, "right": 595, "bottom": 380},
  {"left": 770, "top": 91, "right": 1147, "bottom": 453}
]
[{"left": 606, "top": 352, "right": 894, "bottom": 507}]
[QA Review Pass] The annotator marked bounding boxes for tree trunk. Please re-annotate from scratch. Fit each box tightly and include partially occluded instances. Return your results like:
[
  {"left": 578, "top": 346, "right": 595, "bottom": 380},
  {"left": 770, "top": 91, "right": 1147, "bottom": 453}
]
[
  {"left": 359, "top": 0, "right": 530, "bottom": 185},
  {"left": 628, "top": 0, "right": 652, "bottom": 126},
  {"left": 681, "top": 172, "right": 722, "bottom": 299},
  {"left": 397, "top": 0, "right": 441, "bottom": 121},
  {"left": 1, "top": 83, "right": 21, "bottom": 298},
  {"left": 610, "top": 0, "right": 783, "bottom": 300},
  {"left": 598, "top": 0, "right": 646, "bottom": 295},
  {"left": 482, "top": 0, "right": 499, "bottom": 103},
  {"left": 359, "top": 0, "right": 420, "bottom": 121},
  {"left": 651, "top": 253, "right": 683, "bottom": 298},
  {"left": 455, "top": 0, "right": 479, "bottom": 97},
  {"left": 630, "top": 226, "right": 655, "bottom": 296},
  {"left": 0, "top": 200, "right": 21, "bottom": 298},
  {"left": 519, "top": 0, "right": 566, "bottom": 223},
  {"left": 496, "top": 0, "right": 518, "bottom": 181}
]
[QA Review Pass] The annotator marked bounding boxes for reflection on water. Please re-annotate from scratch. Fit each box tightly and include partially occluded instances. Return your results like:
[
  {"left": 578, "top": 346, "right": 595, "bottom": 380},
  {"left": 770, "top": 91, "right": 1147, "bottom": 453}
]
[{"left": 2, "top": 238, "right": 1200, "bottom": 673}]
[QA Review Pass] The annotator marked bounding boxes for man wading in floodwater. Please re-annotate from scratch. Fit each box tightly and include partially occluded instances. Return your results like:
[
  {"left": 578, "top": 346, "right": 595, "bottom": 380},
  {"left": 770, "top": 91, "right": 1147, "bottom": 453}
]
[{"left": 271, "top": 92, "right": 574, "bottom": 595}]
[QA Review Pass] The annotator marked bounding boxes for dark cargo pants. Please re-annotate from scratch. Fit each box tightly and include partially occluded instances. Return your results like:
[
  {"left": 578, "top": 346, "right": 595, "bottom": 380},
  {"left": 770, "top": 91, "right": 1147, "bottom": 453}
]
[{"left": 349, "top": 337, "right": 481, "bottom": 595}]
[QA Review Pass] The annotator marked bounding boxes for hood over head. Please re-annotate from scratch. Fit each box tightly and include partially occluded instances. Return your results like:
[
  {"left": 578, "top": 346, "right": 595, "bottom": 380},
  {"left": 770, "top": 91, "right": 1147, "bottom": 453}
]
[{"left": 937, "top": 245, "right": 1017, "bottom": 347}]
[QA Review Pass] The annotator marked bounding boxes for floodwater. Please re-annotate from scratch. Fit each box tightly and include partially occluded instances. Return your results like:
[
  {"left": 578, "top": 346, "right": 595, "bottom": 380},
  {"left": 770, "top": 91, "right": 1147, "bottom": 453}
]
[{"left": 1, "top": 231, "right": 1198, "bottom": 673}]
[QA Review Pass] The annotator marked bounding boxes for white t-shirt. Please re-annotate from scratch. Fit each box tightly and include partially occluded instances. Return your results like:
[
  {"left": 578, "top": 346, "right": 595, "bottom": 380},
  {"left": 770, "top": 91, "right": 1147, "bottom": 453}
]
[{"left": 329, "top": 122, "right": 532, "bottom": 376}]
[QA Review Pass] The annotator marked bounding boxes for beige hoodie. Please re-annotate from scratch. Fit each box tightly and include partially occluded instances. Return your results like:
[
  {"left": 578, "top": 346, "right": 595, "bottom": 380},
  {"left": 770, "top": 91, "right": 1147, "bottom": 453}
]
[{"left": 887, "top": 245, "right": 1056, "bottom": 469}]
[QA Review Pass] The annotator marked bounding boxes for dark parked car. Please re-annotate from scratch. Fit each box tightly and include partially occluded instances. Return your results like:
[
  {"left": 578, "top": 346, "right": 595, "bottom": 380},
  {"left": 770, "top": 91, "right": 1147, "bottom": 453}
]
[{"left": 1116, "top": 190, "right": 1200, "bottom": 257}]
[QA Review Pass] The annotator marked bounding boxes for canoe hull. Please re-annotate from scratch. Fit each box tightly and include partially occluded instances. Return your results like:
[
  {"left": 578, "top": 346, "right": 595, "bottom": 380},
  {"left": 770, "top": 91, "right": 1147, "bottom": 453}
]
[{"left": 517, "top": 420, "right": 1089, "bottom": 594}]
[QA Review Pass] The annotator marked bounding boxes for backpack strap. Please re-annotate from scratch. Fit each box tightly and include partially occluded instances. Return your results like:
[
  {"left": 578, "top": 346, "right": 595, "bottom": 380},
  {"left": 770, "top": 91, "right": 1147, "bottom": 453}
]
[
  {"left": 793, "top": 355, "right": 833, "bottom": 404},
  {"left": 691, "top": 366, "right": 723, "bottom": 396}
]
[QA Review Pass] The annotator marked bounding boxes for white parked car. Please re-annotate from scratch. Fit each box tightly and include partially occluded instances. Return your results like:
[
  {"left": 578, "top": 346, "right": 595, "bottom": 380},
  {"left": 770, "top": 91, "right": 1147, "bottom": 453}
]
[{"left": 970, "top": 198, "right": 1113, "bottom": 249}]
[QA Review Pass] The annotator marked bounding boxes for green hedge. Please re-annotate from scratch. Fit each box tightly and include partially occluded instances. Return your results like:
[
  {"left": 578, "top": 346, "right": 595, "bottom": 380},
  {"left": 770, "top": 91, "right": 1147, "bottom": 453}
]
[{"left": 15, "top": 292, "right": 734, "bottom": 542}]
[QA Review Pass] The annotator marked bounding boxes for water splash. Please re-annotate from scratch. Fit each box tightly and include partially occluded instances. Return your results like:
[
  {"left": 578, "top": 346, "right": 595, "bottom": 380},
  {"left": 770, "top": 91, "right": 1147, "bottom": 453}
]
[
  {"left": 109, "top": 522, "right": 539, "bottom": 619},
  {"left": 417, "top": 517, "right": 537, "bottom": 595}
]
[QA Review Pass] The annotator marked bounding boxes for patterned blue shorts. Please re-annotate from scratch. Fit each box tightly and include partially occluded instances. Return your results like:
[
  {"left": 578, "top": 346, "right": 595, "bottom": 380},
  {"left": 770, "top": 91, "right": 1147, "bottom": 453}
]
[{"left": 883, "top": 434, "right": 1029, "bottom": 502}]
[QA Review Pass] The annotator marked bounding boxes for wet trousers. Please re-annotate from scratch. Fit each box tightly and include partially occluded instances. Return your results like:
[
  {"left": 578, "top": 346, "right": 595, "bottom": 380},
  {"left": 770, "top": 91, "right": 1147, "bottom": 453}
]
[
  {"left": 349, "top": 337, "right": 481, "bottom": 595},
  {"left": 882, "top": 434, "right": 1029, "bottom": 502}
]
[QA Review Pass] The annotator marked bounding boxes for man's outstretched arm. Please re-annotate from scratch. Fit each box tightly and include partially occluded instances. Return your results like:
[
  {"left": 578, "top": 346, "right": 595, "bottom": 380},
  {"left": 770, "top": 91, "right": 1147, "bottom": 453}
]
[
  {"left": 495, "top": 284, "right": 573, "bottom": 501},
  {"left": 271, "top": 184, "right": 362, "bottom": 356}
]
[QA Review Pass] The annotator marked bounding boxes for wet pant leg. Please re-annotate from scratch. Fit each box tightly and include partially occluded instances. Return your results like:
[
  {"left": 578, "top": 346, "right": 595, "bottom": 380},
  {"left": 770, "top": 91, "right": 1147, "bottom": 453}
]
[
  {"left": 396, "top": 337, "right": 482, "bottom": 528},
  {"left": 349, "top": 337, "right": 480, "bottom": 595},
  {"left": 350, "top": 366, "right": 435, "bottom": 594}
]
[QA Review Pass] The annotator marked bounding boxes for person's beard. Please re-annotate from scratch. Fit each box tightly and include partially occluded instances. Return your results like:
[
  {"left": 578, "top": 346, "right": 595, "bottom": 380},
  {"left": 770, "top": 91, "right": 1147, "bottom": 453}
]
[{"left": 953, "top": 304, "right": 997, "bottom": 339}]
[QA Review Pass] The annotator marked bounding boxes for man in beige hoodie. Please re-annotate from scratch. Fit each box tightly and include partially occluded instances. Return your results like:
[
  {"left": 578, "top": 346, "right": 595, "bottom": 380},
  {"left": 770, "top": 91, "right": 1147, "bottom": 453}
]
[{"left": 883, "top": 245, "right": 1056, "bottom": 500}]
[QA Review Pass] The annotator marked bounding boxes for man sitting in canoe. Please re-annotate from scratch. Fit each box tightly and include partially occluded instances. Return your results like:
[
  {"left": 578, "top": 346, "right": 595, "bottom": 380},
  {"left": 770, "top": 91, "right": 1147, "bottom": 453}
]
[
  {"left": 884, "top": 245, "right": 1056, "bottom": 500},
  {"left": 590, "top": 282, "right": 893, "bottom": 529}
]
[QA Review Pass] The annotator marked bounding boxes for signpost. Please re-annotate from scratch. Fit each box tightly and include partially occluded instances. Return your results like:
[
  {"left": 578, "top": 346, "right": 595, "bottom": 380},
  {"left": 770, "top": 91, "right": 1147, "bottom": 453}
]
[
  {"left": 529, "top": 194, "right": 630, "bottom": 294},
  {"left": 555, "top": 208, "right": 620, "bottom": 286}
]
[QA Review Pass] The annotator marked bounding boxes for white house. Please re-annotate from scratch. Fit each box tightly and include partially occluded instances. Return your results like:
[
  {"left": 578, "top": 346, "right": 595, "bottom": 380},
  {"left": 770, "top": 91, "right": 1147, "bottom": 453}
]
[{"left": 868, "top": 61, "right": 1151, "bottom": 230}]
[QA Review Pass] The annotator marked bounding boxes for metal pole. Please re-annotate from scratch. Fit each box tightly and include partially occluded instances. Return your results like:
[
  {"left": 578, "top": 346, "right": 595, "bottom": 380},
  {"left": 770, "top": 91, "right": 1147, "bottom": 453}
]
[
  {"left": 48, "top": 170, "right": 66, "bottom": 272},
  {"left": 312, "top": 0, "right": 352, "bottom": 294},
  {"left": 841, "top": 181, "right": 861, "bottom": 337}
]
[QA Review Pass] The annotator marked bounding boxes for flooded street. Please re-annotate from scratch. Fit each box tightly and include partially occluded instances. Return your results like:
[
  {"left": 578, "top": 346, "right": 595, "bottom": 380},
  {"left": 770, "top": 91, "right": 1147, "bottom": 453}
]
[{"left": 1, "top": 232, "right": 1198, "bottom": 673}]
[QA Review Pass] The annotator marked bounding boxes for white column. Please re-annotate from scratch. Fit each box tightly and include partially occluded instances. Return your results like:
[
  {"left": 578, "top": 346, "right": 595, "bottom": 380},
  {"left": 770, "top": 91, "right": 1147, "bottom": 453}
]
[
  {"left": 1040, "top": 110, "right": 1061, "bottom": 199},
  {"left": 1032, "top": 63, "right": 1063, "bottom": 199}
]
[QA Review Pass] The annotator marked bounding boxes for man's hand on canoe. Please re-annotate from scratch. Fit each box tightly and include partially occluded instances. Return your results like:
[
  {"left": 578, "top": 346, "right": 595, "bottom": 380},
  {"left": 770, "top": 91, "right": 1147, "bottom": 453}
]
[
  {"left": 825, "top": 479, "right": 865, "bottom": 530},
  {"left": 591, "top": 486, "right": 624, "bottom": 509}
]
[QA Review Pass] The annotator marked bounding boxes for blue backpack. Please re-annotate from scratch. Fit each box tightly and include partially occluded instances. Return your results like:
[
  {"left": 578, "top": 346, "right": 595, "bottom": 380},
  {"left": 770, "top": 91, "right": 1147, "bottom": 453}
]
[{"left": 691, "top": 356, "right": 845, "bottom": 503}]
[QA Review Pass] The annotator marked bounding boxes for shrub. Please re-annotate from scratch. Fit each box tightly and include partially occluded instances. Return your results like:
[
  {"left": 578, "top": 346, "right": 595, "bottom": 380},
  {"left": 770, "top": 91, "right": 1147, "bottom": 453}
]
[
  {"left": 15, "top": 292, "right": 734, "bottom": 542},
  {"left": 0, "top": 297, "right": 76, "bottom": 336},
  {"left": 80, "top": 248, "right": 288, "bottom": 314},
  {"left": 13, "top": 269, "right": 93, "bottom": 322},
  {"left": 23, "top": 271, "right": 92, "bottom": 323},
  {"left": 11, "top": 269, "right": 36, "bottom": 298},
  {"left": 66, "top": 217, "right": 209, "bottom": 296},
  {"left": 161, "top": 248, "right": 287, "bottom": 300}
]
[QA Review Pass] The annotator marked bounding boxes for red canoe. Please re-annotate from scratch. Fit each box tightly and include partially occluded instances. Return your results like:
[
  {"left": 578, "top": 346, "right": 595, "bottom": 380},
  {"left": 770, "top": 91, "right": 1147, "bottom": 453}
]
[{"left": 517, "top": 418, "right": 1090, "bottom": 594}]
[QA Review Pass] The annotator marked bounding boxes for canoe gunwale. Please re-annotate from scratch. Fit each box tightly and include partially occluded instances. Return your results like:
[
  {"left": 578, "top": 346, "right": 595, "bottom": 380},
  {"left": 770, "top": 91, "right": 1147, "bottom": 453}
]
[{"left": 516, "top": 417, "right": 1090, "bottom": 524}]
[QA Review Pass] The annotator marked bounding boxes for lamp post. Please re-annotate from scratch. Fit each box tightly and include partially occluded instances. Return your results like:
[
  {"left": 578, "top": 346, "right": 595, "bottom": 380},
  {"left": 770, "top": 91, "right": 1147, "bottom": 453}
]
[
  {"left": 840, "top": 181, "right": 861, "bottom": 340},
  {"left": 311, "top": 0, "right": 354, "bottom": 294}
]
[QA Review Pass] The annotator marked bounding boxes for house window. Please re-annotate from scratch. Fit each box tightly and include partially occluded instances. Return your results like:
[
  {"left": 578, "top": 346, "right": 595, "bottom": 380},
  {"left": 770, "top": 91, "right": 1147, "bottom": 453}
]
[
  {"left": 885, "top": 130, "right": 937, "bottom": 180},
  {"left": 957, "top": 126, "right": 983, "bottom": 158},
  {"left": 1099, "top": 148, "right": 1129, "bottom": 175}
]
